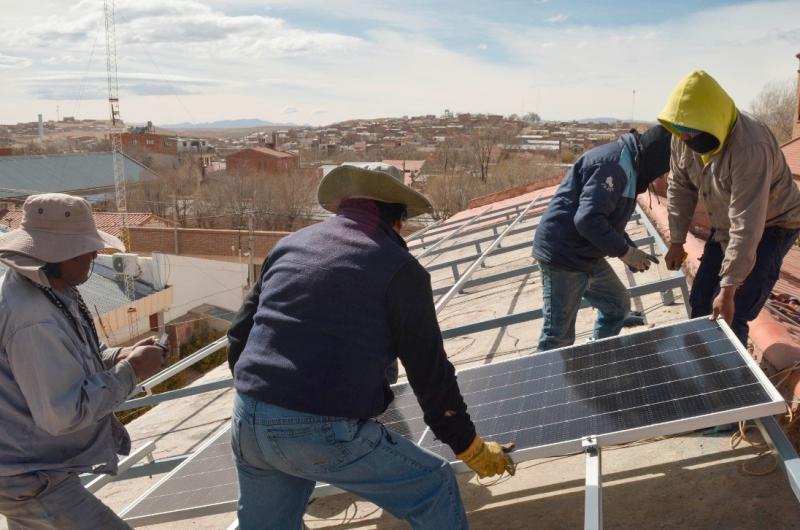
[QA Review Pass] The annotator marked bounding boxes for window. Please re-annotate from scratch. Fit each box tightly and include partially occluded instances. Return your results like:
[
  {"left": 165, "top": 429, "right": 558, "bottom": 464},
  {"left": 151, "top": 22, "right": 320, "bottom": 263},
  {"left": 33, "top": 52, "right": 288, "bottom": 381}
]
[{"left": 145, "top": 138, "right": 154, "bottom": 145}]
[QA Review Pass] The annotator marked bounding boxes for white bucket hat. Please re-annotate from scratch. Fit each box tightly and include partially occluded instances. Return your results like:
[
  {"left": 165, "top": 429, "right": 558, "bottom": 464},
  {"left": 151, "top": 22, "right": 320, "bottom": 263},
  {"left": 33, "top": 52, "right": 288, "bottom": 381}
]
[
  {"left": 317, "top": 163, "right": 433, "bottom": 218},
  {"left": 0, "top": 193, "right": 125, "bottom": 263}
]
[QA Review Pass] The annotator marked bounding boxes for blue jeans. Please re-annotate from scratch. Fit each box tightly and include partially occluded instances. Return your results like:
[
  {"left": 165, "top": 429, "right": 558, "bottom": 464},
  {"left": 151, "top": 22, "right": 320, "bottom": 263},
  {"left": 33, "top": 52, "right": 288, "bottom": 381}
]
[
  {"left": 690, "top": 226, "right": 799, "bottom": 345},
  {"left": 537, "top": 259, "right": 630, "bottom": 351},
  {"left": 231, "top": 392, "right": 468, "bottom": 530}
]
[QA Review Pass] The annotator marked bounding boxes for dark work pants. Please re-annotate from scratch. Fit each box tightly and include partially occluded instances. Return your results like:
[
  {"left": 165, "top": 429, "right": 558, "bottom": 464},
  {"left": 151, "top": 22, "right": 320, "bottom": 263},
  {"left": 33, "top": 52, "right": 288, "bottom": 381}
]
[{"left": 689, "top": 226, "right": 799, "bottom": 345}]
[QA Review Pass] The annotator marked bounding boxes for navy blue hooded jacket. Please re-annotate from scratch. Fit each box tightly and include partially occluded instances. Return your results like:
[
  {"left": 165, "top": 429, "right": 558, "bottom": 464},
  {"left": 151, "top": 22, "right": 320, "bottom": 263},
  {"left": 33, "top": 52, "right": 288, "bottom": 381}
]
[{"left": 533, "top": 133, "right": 644, "bottom": 272}]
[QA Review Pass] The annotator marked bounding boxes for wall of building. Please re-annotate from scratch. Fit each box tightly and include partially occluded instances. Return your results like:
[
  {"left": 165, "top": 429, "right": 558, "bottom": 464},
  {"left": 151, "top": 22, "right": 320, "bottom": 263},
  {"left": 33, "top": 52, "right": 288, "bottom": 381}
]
[
  {"left": 121, "top": 132, "right": 178, "bottom": 155},
  {"left": 128, "top": 226, "right": 288, "bottom": 261},
  {"left": 226, "top": 150, "right": 299, "bottom": 176},
  {"left": 151, "top": 254, "right": 249, "bottom": 322}
]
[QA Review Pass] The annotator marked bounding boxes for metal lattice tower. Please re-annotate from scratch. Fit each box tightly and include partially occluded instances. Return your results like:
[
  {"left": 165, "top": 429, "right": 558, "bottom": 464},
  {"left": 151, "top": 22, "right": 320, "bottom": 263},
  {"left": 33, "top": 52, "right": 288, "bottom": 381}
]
[{"left": 104, "top": 0, "right": 137, "bottom": 339}]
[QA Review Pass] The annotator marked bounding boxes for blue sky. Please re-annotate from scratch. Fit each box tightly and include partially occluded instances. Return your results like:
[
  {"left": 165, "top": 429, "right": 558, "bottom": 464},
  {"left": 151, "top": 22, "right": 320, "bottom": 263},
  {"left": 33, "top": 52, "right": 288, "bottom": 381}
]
[{"left": 0, "top": 0, "right": 798, "bottom": 126}]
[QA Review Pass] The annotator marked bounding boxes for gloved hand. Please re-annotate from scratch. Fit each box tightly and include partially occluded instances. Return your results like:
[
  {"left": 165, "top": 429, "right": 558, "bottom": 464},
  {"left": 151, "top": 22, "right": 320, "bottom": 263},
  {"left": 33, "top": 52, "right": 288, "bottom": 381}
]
[
  {"left": 456, "top": 435, "right": 516, "bottom": 478},
  {"left": 620, "top": 246, "right": 659, "bottom": 272}
]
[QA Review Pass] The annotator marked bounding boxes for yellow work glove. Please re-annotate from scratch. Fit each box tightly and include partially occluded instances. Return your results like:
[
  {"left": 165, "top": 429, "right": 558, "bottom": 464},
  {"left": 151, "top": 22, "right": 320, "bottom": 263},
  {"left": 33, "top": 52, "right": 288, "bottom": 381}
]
[{"left": 456, "top": 435, "right": 516, "bottom": 478}]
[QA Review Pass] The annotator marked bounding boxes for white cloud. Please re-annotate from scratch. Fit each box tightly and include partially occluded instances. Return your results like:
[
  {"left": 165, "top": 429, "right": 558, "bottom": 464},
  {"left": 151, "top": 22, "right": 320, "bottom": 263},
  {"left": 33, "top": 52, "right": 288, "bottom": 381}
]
[
  {"left": 546, "top": 14, "right": 568, "bottom": 23},
  {"left": 282, "top": 106, "right": 298, "bottom": 114},
  {"left": 0, "top": 0, "right": 798, "bottom": 126},
  {"left": 2, "top": 0, "right": 360, "bottom": 58},
  {"left": 0, "top": 53, "right": 31, "bottom": 68}
]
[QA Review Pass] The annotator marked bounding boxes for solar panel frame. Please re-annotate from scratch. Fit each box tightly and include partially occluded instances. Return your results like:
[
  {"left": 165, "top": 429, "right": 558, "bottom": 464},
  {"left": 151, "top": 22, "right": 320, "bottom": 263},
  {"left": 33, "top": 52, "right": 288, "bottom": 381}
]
[
  {"left": 120, "top": 318, "right": 785, "bottom": 526},
  {"left": 423, "top": 318, "right": 785, "bottom": 467}
]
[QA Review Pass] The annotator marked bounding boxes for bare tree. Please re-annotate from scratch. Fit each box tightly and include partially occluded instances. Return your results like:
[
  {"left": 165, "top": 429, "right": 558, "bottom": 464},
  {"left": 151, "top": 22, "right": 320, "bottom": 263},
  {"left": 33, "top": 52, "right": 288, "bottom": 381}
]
[
  {"left": 750, "top": 79, "right": 797, "bottom": 144},
  {"left": 470, "top": 124, "right": 520, "bottom": 182}
]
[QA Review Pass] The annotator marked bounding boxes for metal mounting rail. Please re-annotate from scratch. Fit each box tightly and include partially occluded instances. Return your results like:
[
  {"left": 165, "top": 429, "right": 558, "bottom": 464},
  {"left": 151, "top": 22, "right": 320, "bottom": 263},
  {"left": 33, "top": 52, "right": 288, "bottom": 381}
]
[
  {"left": 416, "top": 206, "right": 493, "bottom": 262},
  {"left": 407, "top": 196, "right": 552, "bottom": 251},
  {"left": 440, "top": 276, "right": 687, "bottom": 339},
  {"left": 435, "top": 195, "right": 541, "bottom": 314},
  {"left": 405, "top": 219, "right": 443, "bottom": 242},
  {"left": 130, "top": 336, "right": 228, "bottom": 397},
  {"left": 411, "top": 199, "right": 543, "bottom": 244},
  {"left": 85, "top": 440, "right": 156, "bottom": 493}
]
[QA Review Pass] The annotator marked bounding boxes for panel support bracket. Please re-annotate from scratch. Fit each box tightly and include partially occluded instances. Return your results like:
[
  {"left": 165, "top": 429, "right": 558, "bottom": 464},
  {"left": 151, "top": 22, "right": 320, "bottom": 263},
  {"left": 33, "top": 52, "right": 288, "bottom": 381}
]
[{"left": 582, "top": 436, "right": 603, "bottom": 530}]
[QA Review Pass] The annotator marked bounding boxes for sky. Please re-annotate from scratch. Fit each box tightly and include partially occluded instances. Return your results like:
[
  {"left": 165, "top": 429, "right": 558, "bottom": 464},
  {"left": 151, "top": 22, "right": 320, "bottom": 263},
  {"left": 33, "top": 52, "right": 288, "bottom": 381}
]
[{"left": 0, "top": 0, "right": 799, "bottom": 127}]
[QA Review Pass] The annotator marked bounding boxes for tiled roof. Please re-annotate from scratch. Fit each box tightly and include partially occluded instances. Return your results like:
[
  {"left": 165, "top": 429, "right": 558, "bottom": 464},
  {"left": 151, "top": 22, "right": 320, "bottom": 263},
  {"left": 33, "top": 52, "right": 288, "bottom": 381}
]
[
  {"left": 0, "top": 210, "right": 172, "bottom": 238},
  {"left": 782, "top": 136, "right": 800, "bottom": 178},
  {"left": 0, "top": 260, "right": 158, "bottom": 316},
  {"left": 0, "top": 152, "right": 158, "bottom": 199}
]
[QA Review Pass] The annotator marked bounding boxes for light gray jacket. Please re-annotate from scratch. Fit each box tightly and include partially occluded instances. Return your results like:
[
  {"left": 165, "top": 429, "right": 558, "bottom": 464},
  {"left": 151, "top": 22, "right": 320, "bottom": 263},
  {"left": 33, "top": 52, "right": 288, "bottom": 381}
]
[
  {"left": 0, "top": 269, "right": 136, "bottom": 477},
  {"left": 667, "top": 111, "right": 800, "bottom": 288}
]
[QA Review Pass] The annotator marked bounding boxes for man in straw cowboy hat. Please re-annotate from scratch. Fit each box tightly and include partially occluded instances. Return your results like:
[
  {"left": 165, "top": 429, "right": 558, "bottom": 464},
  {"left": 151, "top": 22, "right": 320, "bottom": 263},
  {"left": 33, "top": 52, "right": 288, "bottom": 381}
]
[
  {"left": 227, "top": 163, "right": 514, "bottom": 529},
  {"left": 0, "top": 193, "right": 167, "bottom": 529}
]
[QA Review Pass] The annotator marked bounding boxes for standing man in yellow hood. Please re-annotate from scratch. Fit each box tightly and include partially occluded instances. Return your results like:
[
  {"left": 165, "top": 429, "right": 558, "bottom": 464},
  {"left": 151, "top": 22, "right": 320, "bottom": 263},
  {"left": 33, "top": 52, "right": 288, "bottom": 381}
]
[{"left": 659, "top": 70, "right": 800, "bottom": 344}]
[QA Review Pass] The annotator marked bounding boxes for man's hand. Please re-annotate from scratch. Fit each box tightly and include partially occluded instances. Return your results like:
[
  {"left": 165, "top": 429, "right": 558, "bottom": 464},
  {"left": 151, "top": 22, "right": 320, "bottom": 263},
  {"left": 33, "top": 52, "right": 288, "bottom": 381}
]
[
  {"left": 711, "top": 286, "right": 736, "bottom": 325},
  {"left": 665, "top": 243, "right": 687, "bottom": 271},
  {"left": 620, "top": 246, "right": 659, "bottom": 272},
  {"left": 456, "top": 435, "right": 516, "bottom": 478},
  {"left": 126, "top": 345, "right": 165, "bottom": 381},
  {"left": 118, "top": 336, "right": 157, "bottom": 362}
]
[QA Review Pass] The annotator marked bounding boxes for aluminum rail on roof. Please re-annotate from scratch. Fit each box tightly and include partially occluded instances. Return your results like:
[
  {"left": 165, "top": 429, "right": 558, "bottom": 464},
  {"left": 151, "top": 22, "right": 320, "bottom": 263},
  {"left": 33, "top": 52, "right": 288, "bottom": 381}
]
[
  {"left": 435, "top": 195, "right": 541, "bottom": 314},
  {"left": 415, "top": 206, "right": 493, "bottom": 262},
  {"left": 421, "top": 213, "right": 643, "bottom": 262},
  {"left": 411, "top": 199, "right": 540, "bottom": 245},
  {"left": 84, "top": 440, "right": 156, "bottom": 493},
  {"left": 405, "top": 219, "right": 443, "bottom": 241},
  {"left": 440, "top": 276, "right": 688, "bottom": 339},
  {"left": 634, "top": 204, "right": 691, "bottom": 315},
  {"left": 129, "top": 336, "right": 227, "bottom": 397},
  {"left": 407, "top": 196, "right": 552, "bottom": 251},
  {"left": 425, "top": 236, "right": 655, "bottom": 277},
  {"left": 411, "top": 199, "right": 527, "bottom": 238}
]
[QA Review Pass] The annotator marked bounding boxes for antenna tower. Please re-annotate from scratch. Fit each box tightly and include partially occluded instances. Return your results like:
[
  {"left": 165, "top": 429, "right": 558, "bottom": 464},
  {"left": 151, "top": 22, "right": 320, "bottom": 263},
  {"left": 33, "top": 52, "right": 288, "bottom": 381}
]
[{"left": 104, "top": 0, "right": 138, "bottom": 339}]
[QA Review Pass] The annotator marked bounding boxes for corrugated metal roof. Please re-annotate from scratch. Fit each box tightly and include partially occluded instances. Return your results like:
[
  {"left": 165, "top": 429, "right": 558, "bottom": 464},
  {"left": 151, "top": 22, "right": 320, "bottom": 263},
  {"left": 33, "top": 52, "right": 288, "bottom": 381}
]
[{"left": 0, "top": 152, "right": 158, "bottom": 199}]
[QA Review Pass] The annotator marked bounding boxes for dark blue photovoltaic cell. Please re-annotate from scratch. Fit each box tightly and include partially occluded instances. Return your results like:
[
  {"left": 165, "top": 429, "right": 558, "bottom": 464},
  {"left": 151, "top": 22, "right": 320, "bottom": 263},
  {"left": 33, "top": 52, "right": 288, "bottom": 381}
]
[{"left": 420, "top": 319, "right": 772, "bottom": 459}]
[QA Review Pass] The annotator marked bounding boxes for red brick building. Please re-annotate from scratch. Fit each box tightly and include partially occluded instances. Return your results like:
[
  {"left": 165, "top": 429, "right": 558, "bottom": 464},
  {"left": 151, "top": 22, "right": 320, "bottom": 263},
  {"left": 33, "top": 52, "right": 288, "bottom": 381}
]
[
  {"left": 121, "top": 131, "right": 179, "bottom": 155},
  {"left": 225, "top": 147, "right": 299, "bottom": 176}
]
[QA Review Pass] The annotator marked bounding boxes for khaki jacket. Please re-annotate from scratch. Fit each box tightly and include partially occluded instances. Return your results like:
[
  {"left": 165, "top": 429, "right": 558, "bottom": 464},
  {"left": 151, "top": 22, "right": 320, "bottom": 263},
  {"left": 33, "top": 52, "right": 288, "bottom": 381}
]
[{"left": 667, "top": 112, "right": 800, "bottom": 287}]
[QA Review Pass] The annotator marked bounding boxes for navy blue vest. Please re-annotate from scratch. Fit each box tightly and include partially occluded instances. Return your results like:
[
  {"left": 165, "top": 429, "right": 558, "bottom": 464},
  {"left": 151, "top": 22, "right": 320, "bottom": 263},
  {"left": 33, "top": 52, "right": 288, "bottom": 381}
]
[{"left": 233, "top": 207, "right": 414, "bottom": 419}]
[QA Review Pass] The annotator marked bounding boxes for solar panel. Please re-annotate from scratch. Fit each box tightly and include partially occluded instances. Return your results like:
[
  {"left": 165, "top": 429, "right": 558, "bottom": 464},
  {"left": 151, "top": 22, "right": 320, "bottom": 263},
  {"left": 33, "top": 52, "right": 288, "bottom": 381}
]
[
  {"left": 420, "top": 318, "right": 784, "bottom": 461},
  {"left": 120, "top": 319, "right": 784, "bottom": 526}
]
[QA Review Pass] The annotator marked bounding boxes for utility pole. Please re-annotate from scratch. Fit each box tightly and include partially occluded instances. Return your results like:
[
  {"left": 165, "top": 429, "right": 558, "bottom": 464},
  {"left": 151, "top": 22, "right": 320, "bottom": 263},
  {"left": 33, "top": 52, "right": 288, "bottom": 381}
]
[{"left": 631, "top": 89, "right": 636, "bottom": 123}]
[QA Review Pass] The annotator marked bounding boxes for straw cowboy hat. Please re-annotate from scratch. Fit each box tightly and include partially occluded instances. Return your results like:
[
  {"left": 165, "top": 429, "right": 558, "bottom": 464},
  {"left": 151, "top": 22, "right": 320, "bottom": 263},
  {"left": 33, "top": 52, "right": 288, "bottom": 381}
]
[
  {"left": 317, "top": 163, "right": 433, "bottom": 218},
  {"left": 0, "top": 193, "right": 125, "bottom": 264}
]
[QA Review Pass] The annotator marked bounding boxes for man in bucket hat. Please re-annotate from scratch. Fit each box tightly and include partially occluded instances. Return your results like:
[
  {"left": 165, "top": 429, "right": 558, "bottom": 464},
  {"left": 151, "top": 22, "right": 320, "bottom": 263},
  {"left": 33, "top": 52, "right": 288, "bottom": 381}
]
[
  {"left": 0, "top": 193, "right": 166, "bottom": 529},
  {"left": 227, "top": 163, "right": 514, "bottom": 529}
]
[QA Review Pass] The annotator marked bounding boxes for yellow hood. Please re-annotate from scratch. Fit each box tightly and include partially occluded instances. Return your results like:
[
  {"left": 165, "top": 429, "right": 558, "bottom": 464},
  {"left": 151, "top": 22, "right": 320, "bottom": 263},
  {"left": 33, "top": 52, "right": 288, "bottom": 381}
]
[{"left": 658, "top": 70, "right": 738, "bottom": 163}]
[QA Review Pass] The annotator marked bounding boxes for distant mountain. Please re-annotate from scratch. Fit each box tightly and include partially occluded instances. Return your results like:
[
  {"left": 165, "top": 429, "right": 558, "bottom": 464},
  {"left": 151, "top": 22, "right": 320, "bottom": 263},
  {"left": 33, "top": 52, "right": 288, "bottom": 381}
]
[
  {"left": 160, "top": 119, "right": 299, "bottom": 129},
  {"left": 576, "top": 117, "right": 623, "bottom": 124}
]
